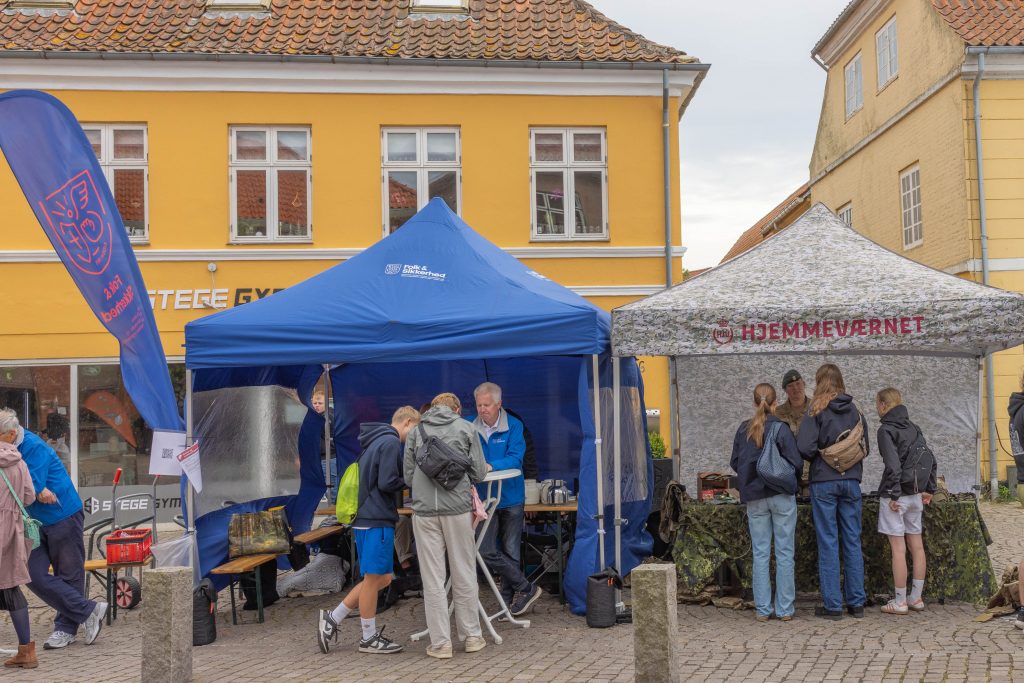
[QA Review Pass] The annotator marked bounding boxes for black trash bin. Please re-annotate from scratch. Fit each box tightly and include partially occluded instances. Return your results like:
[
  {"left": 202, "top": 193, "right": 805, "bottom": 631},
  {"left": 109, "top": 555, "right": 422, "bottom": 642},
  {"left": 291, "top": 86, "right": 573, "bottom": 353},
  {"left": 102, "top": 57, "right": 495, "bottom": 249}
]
[{"left": 586, "top": 567, "right": 622, "bottom": 628}]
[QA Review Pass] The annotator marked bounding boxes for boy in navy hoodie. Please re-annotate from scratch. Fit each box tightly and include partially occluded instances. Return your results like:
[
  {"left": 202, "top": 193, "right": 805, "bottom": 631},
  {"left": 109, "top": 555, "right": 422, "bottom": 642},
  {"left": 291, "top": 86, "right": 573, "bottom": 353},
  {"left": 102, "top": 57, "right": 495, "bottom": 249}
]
[{"left": 317, "top": 406, "right": 419, "bottom": 655}]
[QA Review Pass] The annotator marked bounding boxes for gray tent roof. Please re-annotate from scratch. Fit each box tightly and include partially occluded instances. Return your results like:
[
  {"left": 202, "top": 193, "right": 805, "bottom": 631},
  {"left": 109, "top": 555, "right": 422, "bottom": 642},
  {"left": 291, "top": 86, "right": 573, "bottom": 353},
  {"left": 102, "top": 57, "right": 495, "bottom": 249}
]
[{"left": 613, "top": 203, "right": 1024, "bottom": 357}]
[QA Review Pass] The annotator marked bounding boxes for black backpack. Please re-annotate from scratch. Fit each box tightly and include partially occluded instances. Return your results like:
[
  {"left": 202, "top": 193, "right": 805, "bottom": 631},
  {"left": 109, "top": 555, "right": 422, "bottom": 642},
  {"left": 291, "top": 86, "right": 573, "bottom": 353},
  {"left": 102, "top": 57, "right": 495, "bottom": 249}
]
[
  {"left": 900, "top": 430, "right": 935, "bottom": 494},
  {"left": 414, "top": 424, "right": 473, "bottom": 491}
]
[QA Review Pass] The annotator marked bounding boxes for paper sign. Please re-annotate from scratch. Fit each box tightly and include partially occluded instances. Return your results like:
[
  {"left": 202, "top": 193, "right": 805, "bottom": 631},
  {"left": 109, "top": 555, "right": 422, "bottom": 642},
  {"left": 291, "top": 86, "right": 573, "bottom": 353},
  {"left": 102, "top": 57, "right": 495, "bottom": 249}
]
[
  {"left": 149, "top": 430, "right": 186, "bottom": 476},
  {"left": 177, "top": 441, "right": 203, "bottom": 493}
]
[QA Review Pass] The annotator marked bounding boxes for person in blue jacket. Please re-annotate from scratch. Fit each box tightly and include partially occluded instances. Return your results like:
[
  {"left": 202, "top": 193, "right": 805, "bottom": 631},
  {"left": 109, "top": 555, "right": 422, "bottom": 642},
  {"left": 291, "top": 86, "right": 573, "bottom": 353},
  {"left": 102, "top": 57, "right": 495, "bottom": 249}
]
[
  {"left": 0, "top": 409, "right": 106, "bottom": 651},
  {"left": 467, "top": 382, "right": 541, "bottom": 617},
  {"left": 730, "top": 383, "right": 802, "bottom": 622}
]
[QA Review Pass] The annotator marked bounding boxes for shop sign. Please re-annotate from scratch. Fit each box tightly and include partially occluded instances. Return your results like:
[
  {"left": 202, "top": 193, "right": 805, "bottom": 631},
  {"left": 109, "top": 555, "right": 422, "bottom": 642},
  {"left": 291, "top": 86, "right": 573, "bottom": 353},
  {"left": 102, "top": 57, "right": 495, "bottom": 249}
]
[
  {"left": 80, "top": 483, "right": 183, "bottom": 524},
  {"left": 146, "top": 287, "right": 285, "bottom": 310},
  {"left": 711, "top": 316, "right": 926, "bottom": 346}
]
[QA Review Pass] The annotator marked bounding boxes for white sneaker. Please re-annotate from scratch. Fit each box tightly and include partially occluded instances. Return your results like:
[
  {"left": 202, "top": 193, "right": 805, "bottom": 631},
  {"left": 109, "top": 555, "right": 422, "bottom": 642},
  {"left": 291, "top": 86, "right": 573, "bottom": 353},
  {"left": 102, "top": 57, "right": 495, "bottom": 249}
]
[
  {"left": 880, "top": 599, "right": 908, "bottom": 615},
  {"left": 84, "top": 602, "right": 108, "bottom": 645},
  {"left": 425, "top": 642, "right": 453, "bottom": 659},
  {"left": 464, "top": 636, "right": 486, "bottom": 653},
  {"left": 43, "top": 631, "right": 76, "bottom": 650}
]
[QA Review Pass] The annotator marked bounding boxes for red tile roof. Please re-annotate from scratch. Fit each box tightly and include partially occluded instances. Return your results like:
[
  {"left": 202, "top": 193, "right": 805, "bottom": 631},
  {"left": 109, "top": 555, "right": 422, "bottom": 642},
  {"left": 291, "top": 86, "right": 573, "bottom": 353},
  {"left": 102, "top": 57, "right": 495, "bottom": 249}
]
[
  {"left": 719, "top": 183, "right": 810, "bottom": 264},
  {"left": 0, "top": 0, "right": 695, "bottom": 63},
  {"left": 931, "top": 0, "right": 1024, "bottom": 46}
]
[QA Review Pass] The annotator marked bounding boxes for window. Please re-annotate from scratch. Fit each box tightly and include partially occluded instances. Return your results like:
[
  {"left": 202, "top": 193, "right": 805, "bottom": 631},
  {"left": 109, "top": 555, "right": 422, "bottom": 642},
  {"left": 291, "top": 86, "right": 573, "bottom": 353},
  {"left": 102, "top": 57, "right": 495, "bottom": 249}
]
[
  {"left": 900, "top": 165, "right": 922, "bottom": 249},
  {"left": 844, "top": 53, "right": 863, "bottom": 118},
  {"left": 876, "top": 17, "right": 898, "bottom": 89},
  {"left": 381, "top": 128, "right": 461, "bottom": 234},
  {"left": 0, "top": 365, "right": 72, "bottom": 475},
  {"left": 531, "top": 128, "right": 608, "bottom": 240},
  {"left": 82, "top": 124, "right": 148, "bottom": 242},
  {"left": 838, "top": 203, "right": 853, "bottom": 227},
  {"left": 410, "top": 0, "right": 468, "bottom": 11},
  {"left": 230, "top": 127, "right": 311, "bottom": 241},
  {"left": 205, "top": 0, "right": 270, "bottom": 9}
]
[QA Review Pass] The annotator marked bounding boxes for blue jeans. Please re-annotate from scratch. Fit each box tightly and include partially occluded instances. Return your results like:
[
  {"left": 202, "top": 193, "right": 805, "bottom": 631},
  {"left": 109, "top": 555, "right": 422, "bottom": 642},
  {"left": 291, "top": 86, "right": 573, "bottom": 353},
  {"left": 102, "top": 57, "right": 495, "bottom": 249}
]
[
  {"left": 746, "top": 494, "right": 797, "bottom": 618},
  {"left": 26, "top": 511, "right": 96, "bottom": 635},
  {"left": 810, "top": 479, "right": 866, "bottom": 611},
  {"left": 479, "top": 503, "right": 530, "bottom": 599}
]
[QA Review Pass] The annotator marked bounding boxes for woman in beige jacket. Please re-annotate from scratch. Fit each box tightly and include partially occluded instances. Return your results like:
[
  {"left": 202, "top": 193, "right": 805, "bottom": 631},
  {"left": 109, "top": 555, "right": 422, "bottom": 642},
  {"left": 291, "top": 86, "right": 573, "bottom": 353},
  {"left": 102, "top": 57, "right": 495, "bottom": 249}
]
[{"left": 0, "top": 439, "right": 37, "bottom": 669}]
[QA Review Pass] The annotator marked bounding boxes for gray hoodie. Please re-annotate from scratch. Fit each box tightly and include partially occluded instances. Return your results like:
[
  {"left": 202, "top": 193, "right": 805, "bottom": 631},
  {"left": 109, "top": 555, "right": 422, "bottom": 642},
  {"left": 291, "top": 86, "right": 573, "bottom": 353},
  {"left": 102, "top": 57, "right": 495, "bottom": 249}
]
[{"left": 403, "top": 405, "right": 487, "bottom": 516}]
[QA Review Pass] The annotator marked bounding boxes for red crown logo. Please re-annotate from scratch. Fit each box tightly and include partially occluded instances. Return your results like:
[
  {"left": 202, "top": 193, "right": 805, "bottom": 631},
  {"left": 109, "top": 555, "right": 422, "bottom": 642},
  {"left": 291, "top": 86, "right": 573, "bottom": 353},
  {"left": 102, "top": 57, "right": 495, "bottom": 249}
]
[{"left": 712, "top": 320, "right": 733, "bottom": 345}]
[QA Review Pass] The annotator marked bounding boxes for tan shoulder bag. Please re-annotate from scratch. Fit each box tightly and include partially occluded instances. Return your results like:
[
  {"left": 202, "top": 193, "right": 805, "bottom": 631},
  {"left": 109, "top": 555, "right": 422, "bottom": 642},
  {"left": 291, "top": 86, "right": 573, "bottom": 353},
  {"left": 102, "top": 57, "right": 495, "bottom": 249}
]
[{"left": 819, "top": 414, "right": 867, "bottom": 474}]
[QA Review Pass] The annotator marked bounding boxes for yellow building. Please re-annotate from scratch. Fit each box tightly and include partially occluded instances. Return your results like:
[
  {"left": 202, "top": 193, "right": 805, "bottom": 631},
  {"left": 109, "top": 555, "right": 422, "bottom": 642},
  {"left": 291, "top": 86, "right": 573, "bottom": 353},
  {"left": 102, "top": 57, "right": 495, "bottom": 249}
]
[
  {"left": 0, "top": 0, "right": 706, "bottom": 512},
  {"left": 809, "top": 0, "right": 1024, "bottom": 485}
]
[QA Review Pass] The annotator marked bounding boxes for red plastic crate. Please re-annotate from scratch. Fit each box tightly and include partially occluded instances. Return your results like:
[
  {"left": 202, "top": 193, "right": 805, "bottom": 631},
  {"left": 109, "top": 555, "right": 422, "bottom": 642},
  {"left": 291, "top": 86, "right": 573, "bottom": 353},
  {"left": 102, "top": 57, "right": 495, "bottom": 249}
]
[{"left": 106, "top": 528, "right": 153, "bottom": 564}]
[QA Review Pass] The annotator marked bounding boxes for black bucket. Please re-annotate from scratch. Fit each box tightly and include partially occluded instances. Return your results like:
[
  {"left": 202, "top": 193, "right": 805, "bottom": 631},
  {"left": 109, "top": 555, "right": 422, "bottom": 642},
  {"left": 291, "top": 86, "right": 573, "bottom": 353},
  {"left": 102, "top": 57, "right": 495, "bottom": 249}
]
[
  {"left": 586, "top": 567, "right": 622, "bottom": 628},
  {"left": 193, "top": 578, "right": 217, "bottom": 646}
]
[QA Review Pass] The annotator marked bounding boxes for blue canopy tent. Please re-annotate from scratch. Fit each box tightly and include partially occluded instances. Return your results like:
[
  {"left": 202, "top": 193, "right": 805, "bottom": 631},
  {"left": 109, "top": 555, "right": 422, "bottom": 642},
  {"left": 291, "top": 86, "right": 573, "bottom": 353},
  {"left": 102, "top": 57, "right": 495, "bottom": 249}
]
[{"left": 183, "top": 198, "right": 653, "bottom": 614}]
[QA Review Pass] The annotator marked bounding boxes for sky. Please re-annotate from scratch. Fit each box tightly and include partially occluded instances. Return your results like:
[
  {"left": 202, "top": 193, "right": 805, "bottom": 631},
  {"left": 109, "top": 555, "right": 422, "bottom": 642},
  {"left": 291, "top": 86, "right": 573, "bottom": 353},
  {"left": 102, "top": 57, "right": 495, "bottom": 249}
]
[{"left": 585, "top": 0, "right": 851, "bottom": 270}]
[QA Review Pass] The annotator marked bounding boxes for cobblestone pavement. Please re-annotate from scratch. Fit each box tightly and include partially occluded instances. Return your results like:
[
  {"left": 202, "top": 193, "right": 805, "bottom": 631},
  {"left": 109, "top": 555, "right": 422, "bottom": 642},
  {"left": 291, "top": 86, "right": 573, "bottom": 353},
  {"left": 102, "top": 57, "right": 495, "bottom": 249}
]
[{"left": 2, "top": 502, "right": 1021, "bottom": 682}]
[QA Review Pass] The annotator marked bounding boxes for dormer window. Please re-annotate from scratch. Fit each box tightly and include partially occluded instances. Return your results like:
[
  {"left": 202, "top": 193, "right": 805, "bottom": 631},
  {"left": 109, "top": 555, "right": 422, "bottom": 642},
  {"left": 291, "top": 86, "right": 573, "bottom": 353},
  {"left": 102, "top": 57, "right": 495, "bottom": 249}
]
[
  {"left": 205, "top": 0, "right": 270, "bottom": 11},
  {"left": 5, "top": 0, "right": 75, "bottom": 9},
  {"left": 411, "top": 0, "right": 469, "bottom": 13}
]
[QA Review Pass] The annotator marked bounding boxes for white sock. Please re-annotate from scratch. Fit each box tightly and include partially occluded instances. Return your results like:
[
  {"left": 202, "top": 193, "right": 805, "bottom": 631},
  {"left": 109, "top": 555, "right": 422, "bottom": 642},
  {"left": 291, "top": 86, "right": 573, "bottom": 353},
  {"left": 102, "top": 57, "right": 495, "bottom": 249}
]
[
  {"left": 910, "top": 579, "right": 924, "bottom": 602},
  {"left": 894, "top": 587, "right": 907, "bottom": 604},
  {"left": 330, "top": 603, "right": 351, "bottom": 624},
  {"left": 361, "top": 617, "right": 376, "bottom": 641}
]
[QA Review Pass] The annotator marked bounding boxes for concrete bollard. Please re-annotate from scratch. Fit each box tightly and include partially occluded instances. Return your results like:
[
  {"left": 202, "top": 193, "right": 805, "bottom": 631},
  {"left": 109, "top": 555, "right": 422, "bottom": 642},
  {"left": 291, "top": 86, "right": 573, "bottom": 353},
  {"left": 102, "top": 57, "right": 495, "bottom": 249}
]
[
  {"left": 631, "top": 563, "right": 678, "bottom": 683},
  {"left": 142, "top": 567, "right": 193, "bottom": 683}
]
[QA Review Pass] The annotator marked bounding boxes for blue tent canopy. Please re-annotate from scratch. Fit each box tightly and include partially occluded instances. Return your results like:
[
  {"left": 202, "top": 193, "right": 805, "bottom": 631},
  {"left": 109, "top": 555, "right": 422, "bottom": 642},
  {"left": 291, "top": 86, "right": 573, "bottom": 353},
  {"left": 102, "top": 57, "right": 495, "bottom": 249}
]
[{"left": 184, "top": 198, "right": 652, "bottom": 614}]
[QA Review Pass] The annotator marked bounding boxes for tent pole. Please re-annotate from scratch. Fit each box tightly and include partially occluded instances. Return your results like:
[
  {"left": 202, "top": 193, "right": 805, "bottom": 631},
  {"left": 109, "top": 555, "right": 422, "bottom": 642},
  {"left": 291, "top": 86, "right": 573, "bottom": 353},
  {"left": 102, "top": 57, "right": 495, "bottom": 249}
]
[
  {"left": 669, "top": 356, "right": 680, "bottom": 482},
  {"left": 612, "top": 357, "right": 623, "bottom": 604},
  {"left": 592, "top": 354, "right": 605, "bottom": 569},
  {"left": 323, "top": 364, "right": 333, "bottom": 493},
  {"left": 185, "top": 369, "right": 198, "bottom": 584}
]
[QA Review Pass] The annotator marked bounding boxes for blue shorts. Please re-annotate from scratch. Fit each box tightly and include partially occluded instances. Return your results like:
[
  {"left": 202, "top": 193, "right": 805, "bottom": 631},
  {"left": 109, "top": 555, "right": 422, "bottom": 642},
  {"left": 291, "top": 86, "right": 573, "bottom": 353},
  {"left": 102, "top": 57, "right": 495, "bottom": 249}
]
[{"left": 353, "top": 527, "right": 395, "bottom": 577}]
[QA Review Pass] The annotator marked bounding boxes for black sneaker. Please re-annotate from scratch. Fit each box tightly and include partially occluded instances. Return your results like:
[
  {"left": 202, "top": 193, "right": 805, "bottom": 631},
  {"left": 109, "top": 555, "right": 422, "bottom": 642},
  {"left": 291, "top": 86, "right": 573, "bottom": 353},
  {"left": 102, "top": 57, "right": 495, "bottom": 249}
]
[
  {"left": 317, "top": 609, "right": 339, "bottom": 654},
  {"left": 1015, "top": 607, "right": 1024, "bottom": 630},
  {"left": 847, "top": 605, "right": 864, "bottom": 618},
  {"left": 510, "top": 584, "right": 542, "bottom": 616},
  {"left": 358, "top": 626, "right": 403, "bottom": 654},
  {"left": 814, "top": 606, "right": 842, "bottom": 620}
]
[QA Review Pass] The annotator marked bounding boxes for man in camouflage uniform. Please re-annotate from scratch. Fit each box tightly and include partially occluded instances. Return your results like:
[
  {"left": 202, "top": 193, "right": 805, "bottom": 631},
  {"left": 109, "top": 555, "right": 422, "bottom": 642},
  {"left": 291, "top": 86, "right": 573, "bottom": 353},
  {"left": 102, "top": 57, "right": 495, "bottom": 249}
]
[{"left": 775, "top": 370, "right": 812, "bottom": 494}]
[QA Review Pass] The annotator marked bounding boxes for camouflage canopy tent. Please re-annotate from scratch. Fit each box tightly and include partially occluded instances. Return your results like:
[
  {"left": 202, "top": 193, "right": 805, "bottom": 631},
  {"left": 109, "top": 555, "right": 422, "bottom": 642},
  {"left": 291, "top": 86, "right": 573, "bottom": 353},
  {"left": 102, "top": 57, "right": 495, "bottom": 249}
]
[{"left": 611, "top": 204, "right": 1024, "bottom": 494}]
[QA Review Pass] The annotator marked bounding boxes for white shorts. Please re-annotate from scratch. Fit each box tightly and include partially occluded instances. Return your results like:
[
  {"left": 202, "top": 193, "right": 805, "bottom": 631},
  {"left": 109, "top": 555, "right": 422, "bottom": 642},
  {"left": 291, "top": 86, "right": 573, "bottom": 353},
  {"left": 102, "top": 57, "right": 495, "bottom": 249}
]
[{"left": 878, "top": 494, "right": 924, "bottom": 536}]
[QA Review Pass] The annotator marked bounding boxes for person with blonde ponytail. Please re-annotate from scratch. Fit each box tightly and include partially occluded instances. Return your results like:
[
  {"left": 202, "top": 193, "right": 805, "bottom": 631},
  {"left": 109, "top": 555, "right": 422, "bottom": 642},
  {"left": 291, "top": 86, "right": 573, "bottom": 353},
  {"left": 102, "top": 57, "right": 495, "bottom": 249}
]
[
  {"left": 730, "top": 383, "right": 802, "bottom": 622},
  {"left": 796, "top": 363, "right": 870, "bottom": 620}
]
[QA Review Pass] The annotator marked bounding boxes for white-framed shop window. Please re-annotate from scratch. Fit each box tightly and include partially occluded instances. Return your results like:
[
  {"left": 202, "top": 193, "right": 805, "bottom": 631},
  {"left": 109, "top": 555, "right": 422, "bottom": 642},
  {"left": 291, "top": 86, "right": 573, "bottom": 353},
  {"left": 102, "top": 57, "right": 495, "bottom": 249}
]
[
  {"left": 900, "top": 165, "right": 923, "bottom": 249},
  {"left": 229, "top": 126, "right": 312, "bottom": 242},
  {"left": 844, "top": 53, "right": 863, "bottom": 118},
  {"left": 876, "top": 16, "right": 899, "bottom": 89},
  {"left": 530, "top": 128, "right": 608, "bottom": 240},
  {"left": 381, "top": 128, "right": 461, "bottom": 235},
  {"left": 82, "top": 124, "right": 149, "bottom": 243},
  {"left": 838, "top": 202, "right": 853, "bottom": 227}
]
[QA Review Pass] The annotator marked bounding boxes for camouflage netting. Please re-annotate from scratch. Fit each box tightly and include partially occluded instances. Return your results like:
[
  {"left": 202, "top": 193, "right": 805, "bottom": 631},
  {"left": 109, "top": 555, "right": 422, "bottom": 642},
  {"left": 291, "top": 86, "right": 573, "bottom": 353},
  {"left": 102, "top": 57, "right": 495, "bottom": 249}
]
[{"left": 670, "top": 494, "right": 996, "bottom": 604}]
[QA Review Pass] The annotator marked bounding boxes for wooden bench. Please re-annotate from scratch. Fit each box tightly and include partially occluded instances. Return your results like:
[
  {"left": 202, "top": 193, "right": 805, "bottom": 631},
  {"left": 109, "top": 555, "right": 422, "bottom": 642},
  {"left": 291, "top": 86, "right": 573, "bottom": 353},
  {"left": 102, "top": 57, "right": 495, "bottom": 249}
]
[
  {"left": 293, "top": 524, "right": 345, "bottom": 545},
  {"left": 211, "top": 553, "right": 282, "bottom": 624}
]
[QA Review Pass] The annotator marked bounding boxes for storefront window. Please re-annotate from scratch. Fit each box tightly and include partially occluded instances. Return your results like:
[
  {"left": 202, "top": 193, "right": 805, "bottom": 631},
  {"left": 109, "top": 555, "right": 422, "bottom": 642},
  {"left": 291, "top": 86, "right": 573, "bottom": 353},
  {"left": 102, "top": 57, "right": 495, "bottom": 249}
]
[
  {"left": 0, "top": 365, "right": 72, "bottom": 474},
  {"left": 77, "top": 363, "right": 186, "bottom": 488}
]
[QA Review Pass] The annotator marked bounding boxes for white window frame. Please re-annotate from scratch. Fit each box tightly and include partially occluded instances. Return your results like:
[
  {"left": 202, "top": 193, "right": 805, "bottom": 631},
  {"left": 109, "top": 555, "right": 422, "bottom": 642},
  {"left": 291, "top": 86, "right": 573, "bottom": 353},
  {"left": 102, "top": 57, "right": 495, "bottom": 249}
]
[
  {"left": 844, "top": 53, "right": 863, "bottom": 119},
  {"left": 876, "top": 16, "right": 899, "bottom": 90},
  {"left": 838, "top": 202, "right": 853, "bottom": 227},
  {"left": 410, "top": 0, "right": 468, "bottom": 11},
  {"left": 82, "top": 123, "right": 149, "bottom": 244},
  {"left": 530, "top": 128, "right": 609, "bottom": 241},
  {"left": 899, "top": 165, "right": 923, "bottom": 250},
  {"left": 229, "top": 126, "right": 312, "bottom": 243},
  {"left": 380, "top": 127, "right": 462, "bottom": 237}
]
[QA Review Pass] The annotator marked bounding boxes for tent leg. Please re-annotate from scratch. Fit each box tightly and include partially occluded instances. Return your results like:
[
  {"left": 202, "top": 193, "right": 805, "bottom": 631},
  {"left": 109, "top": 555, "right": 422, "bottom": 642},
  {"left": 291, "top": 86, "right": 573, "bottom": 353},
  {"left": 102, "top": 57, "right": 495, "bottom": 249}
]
[
  {"left": 612, "top": 357, "right": 623, "bottom": 610},
  {"left": 185, "top": 369, "right": 199, "bottom": 585},
  {"left": 592, "top": 355, "right": 605, "bottom": 569},
  {"left": 323, "top": 364, "right": 333, "bottom": 494},
  {"left": 669, "top": 356, "right": 680, "bottom": 483}
]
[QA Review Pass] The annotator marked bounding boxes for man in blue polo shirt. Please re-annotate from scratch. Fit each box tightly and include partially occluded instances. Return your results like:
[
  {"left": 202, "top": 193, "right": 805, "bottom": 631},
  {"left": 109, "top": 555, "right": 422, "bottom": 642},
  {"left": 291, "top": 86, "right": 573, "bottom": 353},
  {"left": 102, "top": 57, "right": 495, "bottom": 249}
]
[
  {"left": 0, "top": 409, "right": 107, "bottom": 651},
  {"left": 467, "top": 383, "right": 541, "bottom": 616}
]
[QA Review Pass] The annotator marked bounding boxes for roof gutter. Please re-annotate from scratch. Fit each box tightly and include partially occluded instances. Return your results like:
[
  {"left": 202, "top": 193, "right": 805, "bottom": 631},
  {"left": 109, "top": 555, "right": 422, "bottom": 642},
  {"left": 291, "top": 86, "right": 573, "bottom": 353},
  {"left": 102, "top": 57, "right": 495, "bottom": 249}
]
[
  {"left": 970, "top": 47, "right": 999, "bottom": 499},
  {"left": 0, "top": 48, "right": 709, "bottom": 72}
]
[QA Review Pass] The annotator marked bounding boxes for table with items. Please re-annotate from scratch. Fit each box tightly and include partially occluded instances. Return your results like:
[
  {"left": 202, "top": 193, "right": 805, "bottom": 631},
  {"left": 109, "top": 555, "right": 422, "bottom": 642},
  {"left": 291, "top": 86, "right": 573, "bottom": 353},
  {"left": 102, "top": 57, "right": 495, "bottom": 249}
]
[{"left": 665, "top": 492, "right": 996, "bottom": 604}]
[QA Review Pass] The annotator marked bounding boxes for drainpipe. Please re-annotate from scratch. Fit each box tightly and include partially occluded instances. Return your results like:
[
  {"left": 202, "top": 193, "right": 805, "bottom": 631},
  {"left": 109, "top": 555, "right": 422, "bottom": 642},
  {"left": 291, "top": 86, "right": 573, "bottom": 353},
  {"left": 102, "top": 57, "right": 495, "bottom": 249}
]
[
  {"left": 662, "top": 69, "right": 672, "bottom": 289},
  {"left": 971, "top": 49, "right": 999, "bottom": 499}
]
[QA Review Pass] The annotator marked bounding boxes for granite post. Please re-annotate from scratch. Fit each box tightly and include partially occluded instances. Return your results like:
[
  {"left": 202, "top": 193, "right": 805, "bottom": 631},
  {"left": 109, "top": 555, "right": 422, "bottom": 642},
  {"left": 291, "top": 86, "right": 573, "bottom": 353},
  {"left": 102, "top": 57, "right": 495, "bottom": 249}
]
[
  {"left": 631, "top": 563, "right": 678, "bottom": 683},
  {"left": 142, "top": 566, "right": 193, "bottom": 683}
]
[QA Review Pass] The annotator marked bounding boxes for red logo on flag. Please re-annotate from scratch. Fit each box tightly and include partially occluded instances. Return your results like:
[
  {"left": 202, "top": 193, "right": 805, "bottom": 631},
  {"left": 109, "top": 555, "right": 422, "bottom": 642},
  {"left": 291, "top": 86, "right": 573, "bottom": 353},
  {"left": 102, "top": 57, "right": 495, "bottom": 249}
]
[
  {"left": 712, "top": 319, "right": 733, "bottom": 345},
  {"left": 39, "top": 170, "right": 113, "bottom": 276}
]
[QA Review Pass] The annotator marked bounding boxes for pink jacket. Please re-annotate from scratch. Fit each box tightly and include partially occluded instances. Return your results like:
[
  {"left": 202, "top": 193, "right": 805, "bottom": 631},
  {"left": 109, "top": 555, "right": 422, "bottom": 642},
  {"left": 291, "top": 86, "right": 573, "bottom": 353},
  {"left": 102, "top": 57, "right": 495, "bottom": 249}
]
[{"left": 0, "top": 440, "right": 35, "bottom": 589}]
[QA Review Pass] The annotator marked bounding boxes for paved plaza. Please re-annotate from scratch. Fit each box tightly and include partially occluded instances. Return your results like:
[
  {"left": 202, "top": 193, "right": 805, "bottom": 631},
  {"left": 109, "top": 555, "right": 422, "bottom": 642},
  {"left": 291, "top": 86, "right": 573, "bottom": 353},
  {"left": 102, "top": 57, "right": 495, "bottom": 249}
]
[{"left": 2, "top": 502, "right": 1022, "bottom": 682}]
